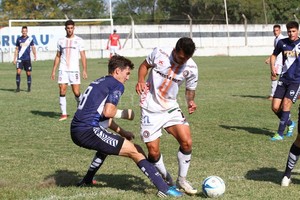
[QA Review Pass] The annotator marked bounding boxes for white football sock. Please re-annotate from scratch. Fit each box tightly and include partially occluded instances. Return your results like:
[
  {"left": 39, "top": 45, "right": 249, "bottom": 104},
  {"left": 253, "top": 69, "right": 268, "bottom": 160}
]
[
  {"left": 59, "top": 96, "right": 67, "bottom": 115},
  {"left": 177, "top": 150, "right": 191, "bottom": 178},
  {"left": 153, "top": 154, "right": 168, "bottom": 179}
]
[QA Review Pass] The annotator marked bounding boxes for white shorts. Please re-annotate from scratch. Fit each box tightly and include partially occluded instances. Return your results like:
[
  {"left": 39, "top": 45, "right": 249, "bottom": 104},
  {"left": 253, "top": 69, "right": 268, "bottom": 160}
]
[
  {"left": 110, "top": 46, "right": 118, "bottom": 54},
  {"left": 58, "top": 70, "right": 81, "bottom": 84},
  {"left": 140, "top": 107, "right": 189, "bottom": 143},
  {"left": 275, "top": 64, "right": 282, "bottom": 75}
]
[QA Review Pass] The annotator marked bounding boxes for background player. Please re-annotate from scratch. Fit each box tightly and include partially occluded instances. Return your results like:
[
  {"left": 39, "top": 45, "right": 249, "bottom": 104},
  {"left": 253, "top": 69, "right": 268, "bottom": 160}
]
[
  {"left": 106, "top": 29, "right": 121, "bottom": 59},
  {"left": 270, "top": 21, "right": 300, "bottom": 141},
  {"left": 13, "top": 26, "right": 37, "bottom": 92},
  {"left": 265, "top": 24, "right": 285, "bottom": 100},
  {"left": 51, "top": 20, "right": 87, "bottom": 121},
  {"left": 72, "top": 55, "right": 182, "bottom": 197},
  {"left": 135, "top": 37, "right": 198, "bottom": 195}
]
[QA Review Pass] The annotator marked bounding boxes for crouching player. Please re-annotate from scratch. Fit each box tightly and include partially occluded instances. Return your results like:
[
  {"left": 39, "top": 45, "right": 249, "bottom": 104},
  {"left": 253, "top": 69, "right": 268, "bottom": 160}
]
[{"left": 71, "top": 55, "right": 182, "bottom": 197}]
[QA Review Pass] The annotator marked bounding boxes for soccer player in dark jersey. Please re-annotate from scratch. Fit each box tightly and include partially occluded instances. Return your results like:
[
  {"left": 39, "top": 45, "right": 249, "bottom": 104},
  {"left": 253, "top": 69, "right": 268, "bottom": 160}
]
[
  {"left": 270, "top": 21, "right": 300, "bottom": 142},
  {"left": 280, "top": 22, "right": 300, "bottom": 186},
  {"left": 13, "top": 26, "right": 37, "bottom": 92},
  {"left": 71, "top": 55, "right": 182, "bottom": 197}
]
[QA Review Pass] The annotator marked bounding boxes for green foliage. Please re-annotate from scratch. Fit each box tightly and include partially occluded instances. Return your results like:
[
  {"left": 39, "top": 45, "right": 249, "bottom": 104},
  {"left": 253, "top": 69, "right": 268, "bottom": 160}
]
[{"left": 1, "top": 56, "right": 300, "bottom": 199}]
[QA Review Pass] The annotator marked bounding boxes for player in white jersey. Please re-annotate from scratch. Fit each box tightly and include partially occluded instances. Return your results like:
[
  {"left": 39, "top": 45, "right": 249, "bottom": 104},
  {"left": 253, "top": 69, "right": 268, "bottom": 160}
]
[
  {"left": 265, "top": 24, "right": 285, "bottom": 100},
  {"left": 51, "top": 20, "right": 87, "bottom": 121},
  {"left": 136, "top": 37, "right": 198, "bottom": 195}
]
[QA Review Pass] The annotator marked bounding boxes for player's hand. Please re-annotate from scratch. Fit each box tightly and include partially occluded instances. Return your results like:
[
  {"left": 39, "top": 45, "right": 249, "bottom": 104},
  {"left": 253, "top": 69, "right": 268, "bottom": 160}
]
[
  {"left": 271, "top": 66, "right": 277, "bottom": 77},
  {"left": 135, "top": 82, "right": 148, "bottom": 95},
  {"left": 188, "top": 101, "right": 197, "bottom": 114},
  {"left": 121, "top": 130, "right": 135, "bottom": 141},
  {"left": 82, "top": 70, "right": 88, "bottom": 79},
  {"left": 106, "top": 46, "right": 109, "bottom": 50},
  {"left": 51, "top": 72, "right": 55, "bottom": 80}
]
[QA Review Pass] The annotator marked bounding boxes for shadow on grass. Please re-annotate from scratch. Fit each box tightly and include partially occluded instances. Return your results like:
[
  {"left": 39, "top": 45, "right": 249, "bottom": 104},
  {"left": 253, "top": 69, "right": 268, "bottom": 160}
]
[
  {"left": 0, "top": 88, "right": 18, "bottom": 93},
  {"left": 245, "top": 167, "right": 300, "bottom": 185},
  {"left": 232, "top": 94, "right": 268, "bottom": 99},
  {"left": 31, "top": 110, "right": 61, "bottom": 118},
  {"left": 39, "top": 169, "right": 149, "bottom": 193},
  {"left": 219, "top": 125, "right": 274, "bottom": 137}
]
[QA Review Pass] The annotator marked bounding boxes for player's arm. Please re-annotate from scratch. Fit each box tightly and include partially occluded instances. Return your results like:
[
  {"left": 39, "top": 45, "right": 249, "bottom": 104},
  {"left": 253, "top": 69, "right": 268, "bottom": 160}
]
[
  {"left": 13, "top": 46, "right": 19, "bottom": 65},
  {"left": 51, "top": 51, "right": 61, "bottom": 80},
  {"left": 109, "top": 119, "right": 135, "bottom": 140},
  {"left": 270, "top": 54, "right": 277, "bottom": 76},
  {"left": 106, "top": 35, "right": 110, "bottom": 49},
  {"left": 103, "top": 103, "right": 135, "bottom": 140},
  {"left": 135, "top": 59, "right": 151, "bottom": 95},
  {"left": 185, "top": 89, "right": 197, "bottom": 114},
  {"left": 80, "top": 50, "right": 87, "bottom": 79},
  {"left": 31, "top": 45, "right": 37, "bottom": 61}
]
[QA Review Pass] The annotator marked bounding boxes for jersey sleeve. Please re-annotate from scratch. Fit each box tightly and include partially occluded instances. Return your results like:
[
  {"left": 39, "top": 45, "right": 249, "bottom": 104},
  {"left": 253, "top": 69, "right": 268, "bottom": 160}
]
[
  {"left": 146, "top": 47, "right": 159, "bottom": 66},
  {"left": 79, "top": 38, "right": 85, "bottom": 52},
  {"left": 185, "top": 62, "right": 198, "bottom": 90},
  {"left": 29, "top": 37, "right": 34, "bottom": 46},
  {"left": 106, "top": 84, "right": 124, "bottom": 106}
]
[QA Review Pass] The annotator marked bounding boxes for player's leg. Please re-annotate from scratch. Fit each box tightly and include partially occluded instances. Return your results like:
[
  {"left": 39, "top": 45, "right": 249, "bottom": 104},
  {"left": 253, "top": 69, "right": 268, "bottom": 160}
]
[
  {"left": 25, "top": 61, "right": 32, "bottom": 92},
  {"left": 70, "top": 71, "right": 81, "bottom": 107},
  {"left": 58, "top": 83, "right": 68, "bottom": 121},
  {"left": 282, "top": 108, "right": 300, "bottom": 186},
  {"left": 140, "top": 109, "right": 174, "bottom": 186},
  {"left": 15, "top": 62, "right": 22, "bottom": 92},
  {"left": 271, "top": 83, "right": 285, "bottom": 140},
  {"left": 119, "top": 139, "right": 182, "bottom": 197},
  {"left": 77, "top": 151, "right": 107, "bottom": 186},
  {"left": 165, "top": 124, "right": 197, "bottom": 195}
]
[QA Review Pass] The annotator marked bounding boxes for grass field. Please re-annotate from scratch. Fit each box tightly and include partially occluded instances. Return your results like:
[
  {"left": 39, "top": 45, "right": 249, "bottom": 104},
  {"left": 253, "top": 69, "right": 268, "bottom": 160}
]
[{"left": 1, "top": 56, "right": 300, "bottom": 200}]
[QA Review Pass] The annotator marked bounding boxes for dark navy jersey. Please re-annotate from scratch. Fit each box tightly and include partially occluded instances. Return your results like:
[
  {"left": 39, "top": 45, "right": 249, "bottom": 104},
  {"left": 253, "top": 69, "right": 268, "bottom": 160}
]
[
  {"left": 71, "top": 75, "right": 124, "bottom": 130},
  {"left": 273, "top": 37, "right": 300, "bottom": 83},
  {"left": 16, "top": 36, "right": 34, "bottom": 61}
]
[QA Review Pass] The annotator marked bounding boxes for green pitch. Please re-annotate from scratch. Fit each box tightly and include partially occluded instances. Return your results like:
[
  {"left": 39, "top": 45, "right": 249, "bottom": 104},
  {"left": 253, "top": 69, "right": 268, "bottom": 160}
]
[{"left": 0, "top": 56, "right": 299, "bottom": 199}]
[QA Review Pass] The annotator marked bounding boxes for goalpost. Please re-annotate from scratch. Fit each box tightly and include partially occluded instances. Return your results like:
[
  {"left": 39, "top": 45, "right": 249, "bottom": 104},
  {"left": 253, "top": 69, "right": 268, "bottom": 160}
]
[{"left": 8, "top": 18, "right": 113, "bottom": 62}]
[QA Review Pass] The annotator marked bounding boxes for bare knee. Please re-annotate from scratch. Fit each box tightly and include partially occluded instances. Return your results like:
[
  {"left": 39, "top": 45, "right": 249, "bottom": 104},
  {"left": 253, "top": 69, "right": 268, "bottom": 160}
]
[
  {"left": 179, "top": 139, "right": 192, "bottom": 153},
  {"left": 146, "top": 142, "right": 160, "bottom": 161}
]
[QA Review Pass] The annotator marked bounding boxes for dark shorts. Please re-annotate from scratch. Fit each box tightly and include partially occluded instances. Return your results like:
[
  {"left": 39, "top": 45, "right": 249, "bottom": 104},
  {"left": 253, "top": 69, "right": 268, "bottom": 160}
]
[
  {"left": 274, "top": 81, "right": 300, "bottom": 103},
  {"left": 16, "top": 60, "right": 32, "bottom": 71},
  {"left": 71, "top": 126, "right": 124, "bottom": 155}
]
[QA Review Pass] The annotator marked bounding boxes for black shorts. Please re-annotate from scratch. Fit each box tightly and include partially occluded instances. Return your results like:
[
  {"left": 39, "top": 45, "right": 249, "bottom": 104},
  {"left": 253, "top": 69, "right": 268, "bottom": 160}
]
[
  {"left": 274, "top": 81, "right": 300, "bottom": 103},
  {"left": 16, "top": 60, "right": 32, "bottom": 71},
  {"left": 71, "top": 126, "right": 124, "bottom": 155}
]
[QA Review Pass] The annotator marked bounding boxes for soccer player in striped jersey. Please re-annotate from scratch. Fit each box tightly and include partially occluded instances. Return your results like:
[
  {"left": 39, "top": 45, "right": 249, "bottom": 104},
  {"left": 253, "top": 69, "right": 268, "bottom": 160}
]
[
  {"left": 72, "top": 55, "right": 182, "bottom": 197},
  {"left": 135, "top": 37, "right": 198, "bottom": 195},
  {"left": 51, "top": 20, "right": 87, "bottom": 121},
  {"left": 270, "top": 21, "right": 300, "bottom": 141},
  {"left": 13, "top": 26, "right": 37, "bottom": 92},
  {"left": 279, "top": 22, "right": 300, "bottom": 186}
]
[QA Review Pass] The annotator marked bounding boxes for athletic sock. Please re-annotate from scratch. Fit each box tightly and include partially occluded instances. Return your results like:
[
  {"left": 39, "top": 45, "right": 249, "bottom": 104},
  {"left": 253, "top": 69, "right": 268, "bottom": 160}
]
[
  {"left": 75, "top": 94, "right": 81, "bottom": 107},
  {"left": 177, "top": 147, "right": 191, "bottom": 178},
  {"left": 137, "top": 159, "right": 169, "bottom": 193},
  {"left": 271, "top": 80, "right": 277, "bottom": 97},
  {"left": 149, "top": 154, "right": 168, "bottom": 179},
  {"left": 16, "top": 74, "right": 20, "bottom": 89},
  {"left": 27, "top": 75, "right": 31, "bottom": 90},
  {"left": 82, "top": 152, "right": 107, "bottom": 183},
  {"left": 277, "top": 111, "right": 290, "bottom": 136},
  {"left": 283, "top": 143, "right": 300, "bottom": 178},
  {"left": 275, "top": 110, "right": 282, "bottom": 119},
  {"left": 59, "top": 95, "right": 67, "bottom": 115}
]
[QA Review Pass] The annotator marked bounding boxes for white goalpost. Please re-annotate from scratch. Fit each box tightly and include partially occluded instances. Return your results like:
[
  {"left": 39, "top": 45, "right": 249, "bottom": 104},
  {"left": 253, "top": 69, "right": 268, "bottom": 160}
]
[{"left": 8, "top": 18, "right": 113, "bottom": 61}]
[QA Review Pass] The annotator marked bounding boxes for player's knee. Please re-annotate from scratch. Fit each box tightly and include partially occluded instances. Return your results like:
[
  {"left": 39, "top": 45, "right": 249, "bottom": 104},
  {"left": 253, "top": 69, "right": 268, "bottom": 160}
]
[{"left": 179, "top": 139, "right": 192, "bottom": 152}]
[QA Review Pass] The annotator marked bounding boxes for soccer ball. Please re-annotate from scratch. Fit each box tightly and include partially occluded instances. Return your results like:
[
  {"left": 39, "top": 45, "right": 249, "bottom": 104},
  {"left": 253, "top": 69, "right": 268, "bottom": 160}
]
[{"left": 202, "top": 176, "right": 225, "bottom": 198}]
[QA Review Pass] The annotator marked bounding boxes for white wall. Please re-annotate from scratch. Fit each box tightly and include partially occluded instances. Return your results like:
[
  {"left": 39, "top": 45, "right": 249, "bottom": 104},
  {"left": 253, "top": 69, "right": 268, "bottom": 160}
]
[{"left": 0, "top": 24, "right": 283, "bottom": 62}]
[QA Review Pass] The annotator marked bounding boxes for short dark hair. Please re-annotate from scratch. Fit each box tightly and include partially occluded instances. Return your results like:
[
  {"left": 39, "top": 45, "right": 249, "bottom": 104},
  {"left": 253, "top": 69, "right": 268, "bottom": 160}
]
[
  {"left": 286, "top": 21, "right": 299, "bottom": 30},
  {"left": 65, "top": 19, "right": 75, "bottom": 27},
  {"left": 273, "top": 24, "right": 281, "bottom": 29},
  {"left": 175, "top": 37, "right": 196, "bottom": 57},
  {"left": 22, "top": 26, "right": 27, "bottom": 30},
  {"left": 108, "top": 55, "right": 134, "bottom": 74}
]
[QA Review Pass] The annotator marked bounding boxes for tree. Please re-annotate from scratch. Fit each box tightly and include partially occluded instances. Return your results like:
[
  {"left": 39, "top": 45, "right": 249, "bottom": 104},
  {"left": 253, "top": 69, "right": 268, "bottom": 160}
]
[{"left": 0, "top": 0, "right": 107, "bottom": 26}]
